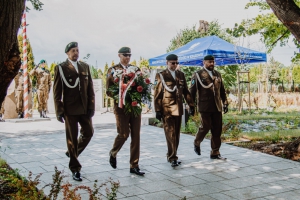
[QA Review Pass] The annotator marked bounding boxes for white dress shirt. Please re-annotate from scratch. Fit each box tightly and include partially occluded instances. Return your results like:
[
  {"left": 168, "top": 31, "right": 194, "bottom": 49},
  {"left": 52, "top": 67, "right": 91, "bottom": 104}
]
[
  {"left": 121, "top": 63, "right": 128, "bottom": 69},
  {"left": 168, "top": 68, "right": 176, "bottom": 80},
  {"left": 68, "top": 59, "right": 78, "bottom": 73},
  {"left": 203, "top": 66, "right": 213, "bottom": 78}
]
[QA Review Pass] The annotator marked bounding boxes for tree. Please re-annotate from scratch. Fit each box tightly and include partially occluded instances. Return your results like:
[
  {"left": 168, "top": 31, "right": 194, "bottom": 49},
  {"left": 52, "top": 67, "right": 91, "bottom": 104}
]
[
  {"left": 17, "top": 34, "right": 35, "bottom": 72},
  {"left": 138, "top": 57, "right": 150, "bottom": 69},
  {"left": 292, "top": 64, "right": 300, "bottom": 83},
  {"left": 130, "top": 60, "right": 137, "bottom": 66},
  {"left": 0, "top": 0, "right": 43, "bottom": 107},
  {"left": 167, "top": 20, "right": 238, "bottom": 88},
  {"left": 227, "top": 0, "right": 300, "bottom": 61}
]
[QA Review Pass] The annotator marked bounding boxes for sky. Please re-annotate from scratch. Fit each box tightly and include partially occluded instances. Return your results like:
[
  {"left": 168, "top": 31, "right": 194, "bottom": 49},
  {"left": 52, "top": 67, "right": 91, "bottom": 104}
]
[{"left": 24, "top": 0, "right": 298, "bottom": 70}]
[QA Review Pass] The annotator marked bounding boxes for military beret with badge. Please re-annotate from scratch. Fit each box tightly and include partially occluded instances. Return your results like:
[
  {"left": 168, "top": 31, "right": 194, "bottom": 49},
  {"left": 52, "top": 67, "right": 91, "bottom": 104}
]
[
  {"left": 203, "top": 55, "right": 214, "bottom": 60},
  {"left": 118, "top": 47, "right": 131, "bottom": 54},
  {"left": 65, "top": 42, "right": 78, "bottom": 53}
]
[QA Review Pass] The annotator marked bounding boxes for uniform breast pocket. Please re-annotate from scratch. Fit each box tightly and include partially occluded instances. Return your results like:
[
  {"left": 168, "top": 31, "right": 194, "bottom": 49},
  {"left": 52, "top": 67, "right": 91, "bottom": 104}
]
[{"left": 81, "top": 72, "right": 89, "bottom": 81}]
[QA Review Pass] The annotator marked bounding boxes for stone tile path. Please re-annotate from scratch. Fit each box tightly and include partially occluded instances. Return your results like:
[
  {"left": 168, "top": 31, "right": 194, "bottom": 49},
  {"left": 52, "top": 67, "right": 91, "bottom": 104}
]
[{"left": 0, "top": 113, "right": 300, "bottom": 200}]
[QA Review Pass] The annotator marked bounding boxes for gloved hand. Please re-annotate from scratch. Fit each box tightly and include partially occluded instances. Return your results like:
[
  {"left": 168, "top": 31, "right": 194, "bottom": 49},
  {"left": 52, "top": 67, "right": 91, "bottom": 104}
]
[
  {"left": 189, "top": 106, "right": 195, "bottom": 116},
  {"left": 223, "top": 104, "right": 228, "bottom": 114},
  {"left": 156, "top": 111, "right": 162, "bottom": 121},
  {"left": 57, "top": 113, "right": 65, "bottom": 123},
  {"left": 87, "top": 109, "right": 95, "bottom": 118}
]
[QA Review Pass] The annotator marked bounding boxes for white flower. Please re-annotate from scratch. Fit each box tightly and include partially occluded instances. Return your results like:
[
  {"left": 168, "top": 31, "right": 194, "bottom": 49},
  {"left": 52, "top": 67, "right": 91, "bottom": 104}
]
[
  {"left": 113, "top": 69, "right": 123, "bottom": 78},
  {"left": 127, "top": 66, "right": 138, "bottom": 74},
  {"left": 142, "top": 69, "right": 150, "bottom": 78}
]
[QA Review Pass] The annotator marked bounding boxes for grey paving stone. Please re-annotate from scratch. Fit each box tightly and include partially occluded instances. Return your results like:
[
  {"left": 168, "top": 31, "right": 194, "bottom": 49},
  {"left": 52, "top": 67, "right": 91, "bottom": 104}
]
[
  {"left": 168, "top": 187, "right": 196, "bottom": 198},
  {"left": 136, "top": 179, "right": 181, "bottom": 193},
  {"left": 169, "top": 175, "right": 207, "bottom": 186},
  {"left": 1, "top": 120, "right": 300, "bottom": 199},
  {"left": 118, "top": 185, "right": 149, "bottom": 197},
  {"left": 137, "top": 190, "right": 180, "bottom": 200},
  {"left": 222, "top": 187, "right": 272, "bottom": 200},
  {"left": 207, "top": 192, "right": 238, "bottom": 200},
  {"left": 187, "top": 196, "right": 215, "bottom": 200},
  {"left": 264, "top": 190, "right": 300, "bottom": 200},
  {"left": 184, "top": 184, "right": 222, "bottom": 195},
  {"left": 194, "top": 173, "right": 225, "bottom": 182}
]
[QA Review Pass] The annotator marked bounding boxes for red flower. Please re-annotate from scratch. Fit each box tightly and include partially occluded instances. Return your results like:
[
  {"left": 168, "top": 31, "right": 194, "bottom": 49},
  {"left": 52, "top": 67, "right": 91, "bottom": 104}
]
[
  {"left": 145, "top": 78, "right": 150, "bottom": 84},
  {"left": 131, "top": 81, "right": 136, "bottom": 87},
  {"left": 122, "top": 84, "right": 127, "bottom": 91},
  {"left": 131, "top": 101, "right": 138, "bottom": 106},
  {"left": 137, "top": 86, "right": 143, "bottom": 92},
  {"left": 128, "top": 73, "right": 135, "bottom": 78},
  {"left": 114, "top": 78, "right": 119, "bottom": 83}
]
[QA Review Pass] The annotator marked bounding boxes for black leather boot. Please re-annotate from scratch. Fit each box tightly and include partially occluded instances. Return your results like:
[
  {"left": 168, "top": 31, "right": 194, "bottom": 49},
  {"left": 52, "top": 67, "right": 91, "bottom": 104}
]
[
  {"left": 42, "top": 110, "right": 49, "bottom": 118},
  {"left": 40, "top": 111, "right": 43, "bottom": 118}
]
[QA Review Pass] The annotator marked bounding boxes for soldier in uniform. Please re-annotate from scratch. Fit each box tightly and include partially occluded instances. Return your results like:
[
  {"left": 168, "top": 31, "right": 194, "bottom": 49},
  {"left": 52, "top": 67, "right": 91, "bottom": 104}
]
[
  {"left": 189, "top": 55, "right": 228, "bottom": 160},
  {"left": 53, "top": 42, "right": 95, "bottom": 181},
  {"left": 0, "top": 99, "right": 5, "bottom": 122},
  {"left": 154, "top": 54, "right": 194, "bottom": 167},
  {"left": 14, "top": 68, "right": 32, "bottom": 118},
  {"left": 106, "top": 47, "right": 145, "bottom": 176},
  {"left": 30, "top": 60, "right": 52, "bottom": 118}
]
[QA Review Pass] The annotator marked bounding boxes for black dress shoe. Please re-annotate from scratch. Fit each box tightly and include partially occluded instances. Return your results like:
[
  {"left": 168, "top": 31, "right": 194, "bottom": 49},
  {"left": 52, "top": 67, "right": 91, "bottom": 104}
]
[
  {"left": 65, "top": 152, "right": 70, "bottom": 158},
  {"left": 194, "top": 145, "right": 201, "bottom": 155},
  {"left": 109, "top": 153, "right": 117, "bottom": 169},
  {"left": 210, "top": 154, "right": 227, "bottom": 160},
  {"left": 72, "top": 172, "right": 82, "bottom": 181},
  {"left": 130, "top": 167, "right": 145, "bottom": 176},
  {"left": 177, "top": 160, "right": 182, "bottom": 165},
  {"left": 171, "top": 160, "right": 179, "bottom": 167}
]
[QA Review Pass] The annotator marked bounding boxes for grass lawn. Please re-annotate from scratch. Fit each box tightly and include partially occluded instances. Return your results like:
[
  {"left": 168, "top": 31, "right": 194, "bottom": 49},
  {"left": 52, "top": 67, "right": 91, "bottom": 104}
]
[
  {"left": 241, "top": 129, "right": 300, "bottom": 141},
  {"left": 224, "top": 110, "right": 300, "bottom": 121}
]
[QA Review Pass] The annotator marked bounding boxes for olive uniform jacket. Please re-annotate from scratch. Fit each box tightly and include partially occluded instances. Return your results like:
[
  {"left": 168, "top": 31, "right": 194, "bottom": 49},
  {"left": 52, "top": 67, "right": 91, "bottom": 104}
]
[
  {"left": 154, "top": 69, "right": 194, "bottom": 116},
  {"left": 53, "top": 59, "right": 95, "bottom": 116},
  {"left": 189, "top": 68, "right": 228, "bottom": 113},
  {"left": 30, "top": 68, "right": 52, "bottom": 92},
  {"left": 14, "top": 72, "right": 32, "bottom": 91},
  {"left": 106, "top": 63, "right": 140, "bottom": 114}
]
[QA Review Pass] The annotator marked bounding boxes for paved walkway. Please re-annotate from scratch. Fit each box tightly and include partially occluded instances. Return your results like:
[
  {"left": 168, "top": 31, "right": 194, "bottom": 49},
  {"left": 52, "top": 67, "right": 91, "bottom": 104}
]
[{"left": 0, "top": 112, "right": 300, "bottom": 200}]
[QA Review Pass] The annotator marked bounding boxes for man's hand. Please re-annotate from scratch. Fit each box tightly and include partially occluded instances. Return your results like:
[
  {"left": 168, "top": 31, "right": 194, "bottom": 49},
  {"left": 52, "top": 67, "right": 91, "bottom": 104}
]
[
  {"left": 156, "top": 111, "right": 162, "bottom": 121},
  {"left": 189, "top": 106, "right": 195, "bottom": 116},
  {"left": 223, "top": 104, "right": 228, "bottom": 114},
  {"left": 87, "top": 109, "right": 95, "bottom": 118},
  {"left": 57, "top": 114, "right": 65, "bottom": 123}
]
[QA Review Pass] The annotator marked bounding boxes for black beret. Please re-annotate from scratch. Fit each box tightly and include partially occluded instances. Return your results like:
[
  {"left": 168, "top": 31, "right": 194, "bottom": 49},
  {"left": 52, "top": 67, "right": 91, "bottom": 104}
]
[
  {"left": 118, "top": 47, "right": 131, "bottom": 53},
  {"left": 166, "top": 54, "right": 178, "bottom": 61},
  {"left": 204, "top": 55, "right": 215, "bottom": 60},
  {"left": 65, "top": 42, "right": 78, "bottom": 53}
]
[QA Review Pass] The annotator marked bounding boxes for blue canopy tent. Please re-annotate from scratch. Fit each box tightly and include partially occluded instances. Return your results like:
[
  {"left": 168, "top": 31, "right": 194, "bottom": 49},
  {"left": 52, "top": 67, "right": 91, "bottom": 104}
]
[{"left": 149, "top": 35, "right": 267, "bottom": 66}]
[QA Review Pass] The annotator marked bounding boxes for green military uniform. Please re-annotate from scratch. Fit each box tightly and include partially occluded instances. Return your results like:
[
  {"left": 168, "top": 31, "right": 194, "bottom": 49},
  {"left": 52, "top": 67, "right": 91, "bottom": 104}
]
[
  {"left": 154, "top": 69, "right": 194, "bottom": 163},
  {"left": 14, "top": 71, "right": 32, "bottom": 117},
  {"left": 53, "top": 59, "right": 95, "bottom": 173},
  {"left": 189, "top": 67, "right": 228, "bottom": 156},
  {"left": 30, "top": 67, "right": 52, "bottom": 116},
  {"left": 106, "top": 63, "right": 142, "bottom": 169}
]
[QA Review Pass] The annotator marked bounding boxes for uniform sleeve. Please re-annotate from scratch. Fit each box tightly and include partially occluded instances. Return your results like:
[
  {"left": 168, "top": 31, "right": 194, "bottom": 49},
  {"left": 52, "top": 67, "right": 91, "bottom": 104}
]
[
  {"left": 30, "top": 69, "right": 37, "bottom": 77},
  {"left": 48, "top": 73, "right": 52, "bottom": 92},
  {"left": 53, "top": 65, "right": 64, "bottom": 116},
  {"left": 189, "top": 73, "right": 197, "bottom": 105},
  {"left": 182, "top": 73, "right": 194, "bottom": 107},
  {"left": 106, "top": 67, "right": 114, "bottom": 98},
  {"left": 219, "top": 73, "right": 228, "bottom": 105},
  {"left": 153, "top": 73, "right": 163, "bottom": 112},
  {"left": 87, "top": 66, "right": 95, "bottom": 110}
]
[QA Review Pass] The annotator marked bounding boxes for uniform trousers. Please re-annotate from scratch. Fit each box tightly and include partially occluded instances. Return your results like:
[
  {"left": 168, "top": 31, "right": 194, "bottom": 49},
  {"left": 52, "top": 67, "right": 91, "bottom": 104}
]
[
  {"left": 194, "top": 112, "right": 222, "bottom": 156},
  {"left": 162, "top": 115, "right": 182, "bottom": 162},
  {"left": 110, "top": 113, "right": 141, "bottom": 168},
  {"left": 64, "top": 114, "right": 94, "bottom": 172},
  {"left": 15, "top": 90, "right": 23, "bottom": 113},
  {"left": 0, "top": 100, "right": 5, "bottom": 114},
  {"left": 37, "top": 89, "right": 48, "bottom": 112}
]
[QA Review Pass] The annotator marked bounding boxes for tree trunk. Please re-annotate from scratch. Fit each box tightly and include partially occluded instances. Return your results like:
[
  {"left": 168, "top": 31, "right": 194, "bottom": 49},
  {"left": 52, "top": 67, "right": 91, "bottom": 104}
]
[
  {"left": 266, "top": 0, "right": 300, "bottom": 42},
  {"left": 0, "top": 0, "right": 26, "bottom": 107}
]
